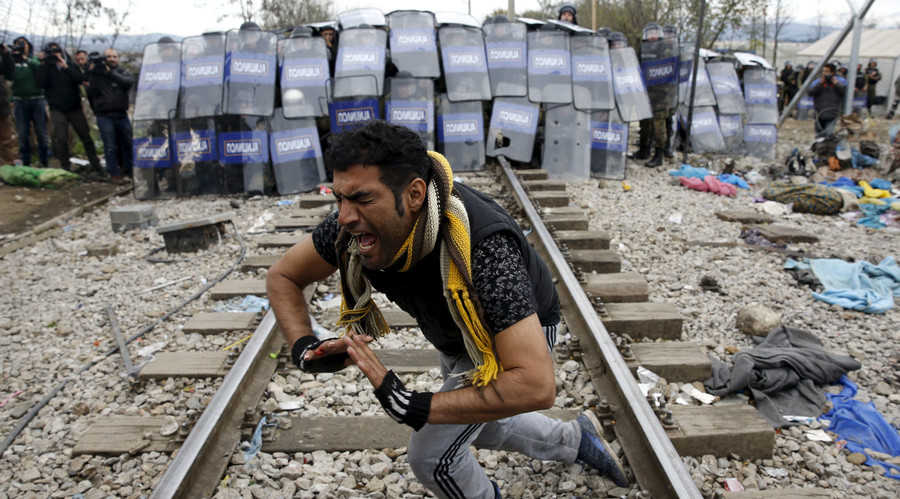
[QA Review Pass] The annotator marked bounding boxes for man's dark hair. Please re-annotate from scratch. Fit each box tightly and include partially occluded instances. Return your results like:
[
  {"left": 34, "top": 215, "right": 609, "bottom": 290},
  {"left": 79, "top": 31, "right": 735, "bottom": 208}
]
[
  {"left": 824, "top": 62, "right": 836, "bottom": 73},
  {"left": 75, "top": 50, "right": 87, "bottom": 56},
  {"left": 325, "top": 121, "right": 430, "bottom": 215}
]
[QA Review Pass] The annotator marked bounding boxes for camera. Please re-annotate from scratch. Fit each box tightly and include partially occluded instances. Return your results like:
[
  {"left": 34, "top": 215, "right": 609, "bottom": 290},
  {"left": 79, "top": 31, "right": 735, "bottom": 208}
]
[
  {"left": 10, "top": 39, "right": 27, "bottom": 62},
  {"left": 42, "top": 44, "right": 63, "bottom": 64},
  {"left": 824, "top": 74, "right": 833, "bottom": 83},
  {"left": 88, "top": 51, "right": 106, "bottom": 71}
]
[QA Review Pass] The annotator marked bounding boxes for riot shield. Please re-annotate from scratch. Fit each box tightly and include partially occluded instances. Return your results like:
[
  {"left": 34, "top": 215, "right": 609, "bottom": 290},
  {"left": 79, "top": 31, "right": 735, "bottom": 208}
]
[
  {"left": 132, "top": 120, "right": 177, "bottom": 200},
  {"left": 179, "top": 33, "right": 225, "bottom": 119},
  {"left": 571, "top": 34, "right": 615, "bottom": 111},
  {"left": 609, "top": 47, "right": 652, "bottom": 122},
  {"left": 743, "top": 124, "right": 777, "bottom": 160},
  {"left": 797, "top": 95, "right": 814, "bottom": 120},
  {"left": 483, "top": 21, "right": 528, "bottom": 97},
  {"left": 172, "top": 117, "right": 222, "bottom": 196},
  {"left": 639, "top": 38, "right": 678, "bottom": 112},
  {"left": 269, "top": 109, "right": 326, "bottom": 195},
  {"left": 329, "top": 75, "right": 381, "bottom": 133},
  {"left": 437, "top": 94, "right": 485, "bottom": 172},
  {"left": 686, "top": 106, "right": 725, "bottom": 154},
  {"left": 223, "top": 29, "right": 277, "bottom": 116},
  {"left": 335, "top": 27, "right": 388, "bottom": 96},
  {"left": 743, "top": 68, "right": 778, "bottom": 125},
  {"left": 438, "top": 26, "right": 492, "bottom": 102},
  {"left": 527, "top": 29, "right": 572, "bottom": 104},
  {"left": 386, "top": 77, "right": 435, "bottom": 149},
  {"left": 387, "top": 11, "right": 440, "bottom": 78},
  {"left": 589, "top": 109, "right": 628, "bottom": 180},
  {"left": 678, "top": 48, "right": 716, "bottom": 108},
  {"left": 486, "top": 97, "right": 539, "bottom": 162},
  {"left": 134, "top": 41, "right": 181, "bottom": 121},
  {"left": 542, "top": 103, "right": 590, "bottom": 181},
  {"left": 278, "top": 36, "right": 329, "bottom": 118},
  {"left": 218, "top": 115, "right": 272, "bottom": 196},
  {"left": 707, "top": 61, "right": 746, "bottom": 115},
  {"left": 717, "top": 113, "right": 744, "bottom": 154}
]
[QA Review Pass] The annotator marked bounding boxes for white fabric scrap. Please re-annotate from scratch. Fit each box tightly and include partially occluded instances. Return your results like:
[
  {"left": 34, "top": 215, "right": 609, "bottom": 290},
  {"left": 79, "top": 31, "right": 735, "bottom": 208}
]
[
  {"left": 805, "top": 430, "right": 833, "bottom": 442},
  {"left": 681, "top": 383, "right": 716, "bottom": 404}
]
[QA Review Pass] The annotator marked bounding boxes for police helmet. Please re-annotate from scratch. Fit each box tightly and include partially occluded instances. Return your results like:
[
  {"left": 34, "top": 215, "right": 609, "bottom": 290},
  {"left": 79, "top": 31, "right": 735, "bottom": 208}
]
[
  {"left": 662, "top": 24, "right": 677, "bottom": 39},
  {"left": 240, "top": 21, "right": 261, "bottom": 31},
  {"left": 784, "top": 60, "right": 791, "bottom": 68},
  {"left": 558, "top": 4, "right": 577, "bottom": 24},
  {"left": 596, "top": 27, "right": 611, "bottom": 39},
  {"left": 158, "top": 36, "right": 175, "bottom": 44},
  {"left": 642, "top": 22, "right": 662, "bottom": 41},
  {"left": 290, "top": 26, "right": 312, "bottom": 38},
  {"left": 609, "top": 31, "right": 627, "bottom": 48}
]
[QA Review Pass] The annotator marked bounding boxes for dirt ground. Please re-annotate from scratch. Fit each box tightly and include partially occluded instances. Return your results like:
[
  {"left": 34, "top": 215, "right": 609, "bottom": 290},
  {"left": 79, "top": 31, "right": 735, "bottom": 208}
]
[{"left": 0, "top": 181, "right": 127, "bottom": 238}]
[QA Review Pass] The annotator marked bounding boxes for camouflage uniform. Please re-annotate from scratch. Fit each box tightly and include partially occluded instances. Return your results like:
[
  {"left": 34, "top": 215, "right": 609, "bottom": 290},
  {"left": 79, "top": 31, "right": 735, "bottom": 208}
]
[{"left": 638, "top": 23, "right": 676, "bottom": 167}]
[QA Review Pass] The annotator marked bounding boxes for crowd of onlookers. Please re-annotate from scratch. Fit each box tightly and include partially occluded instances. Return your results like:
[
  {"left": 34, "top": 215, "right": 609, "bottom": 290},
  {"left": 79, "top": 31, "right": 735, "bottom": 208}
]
[{"left": 0, "top": 36, "right": 133, "bottom": 183}]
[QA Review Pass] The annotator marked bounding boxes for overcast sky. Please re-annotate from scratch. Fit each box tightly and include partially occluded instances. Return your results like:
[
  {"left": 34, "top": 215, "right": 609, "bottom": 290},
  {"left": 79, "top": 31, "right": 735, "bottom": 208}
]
[{"left": 2, "top": 0, "right": 897, "bottom": 39}]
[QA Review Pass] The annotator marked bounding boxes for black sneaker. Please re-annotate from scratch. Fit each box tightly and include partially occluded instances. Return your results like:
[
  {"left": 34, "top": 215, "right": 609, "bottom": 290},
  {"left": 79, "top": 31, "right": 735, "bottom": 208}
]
[{"left": 575, "top": 412, "right": 628, "bottom": 486}]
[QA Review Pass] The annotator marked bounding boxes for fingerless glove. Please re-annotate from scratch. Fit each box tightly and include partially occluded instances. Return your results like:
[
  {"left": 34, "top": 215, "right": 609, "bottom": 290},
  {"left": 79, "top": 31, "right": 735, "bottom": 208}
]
[{"left": 373, "top": 370, "right": 433, "bottom": 431}]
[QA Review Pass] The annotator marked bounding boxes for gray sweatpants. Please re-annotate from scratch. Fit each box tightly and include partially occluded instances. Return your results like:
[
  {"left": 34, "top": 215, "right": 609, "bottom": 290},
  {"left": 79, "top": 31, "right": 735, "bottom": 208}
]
[{"left": 408, "top": 324, "right": 582, "bottom": 499}]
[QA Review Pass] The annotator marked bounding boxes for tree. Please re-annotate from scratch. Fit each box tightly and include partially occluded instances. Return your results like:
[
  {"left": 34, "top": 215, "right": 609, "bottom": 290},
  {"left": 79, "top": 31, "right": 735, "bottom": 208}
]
[
  {"left": 770, "top": 0, "right": 792, "bottom": 68},
  {"left": 104, "top": 0, "right": 133, "bottom": 48}
]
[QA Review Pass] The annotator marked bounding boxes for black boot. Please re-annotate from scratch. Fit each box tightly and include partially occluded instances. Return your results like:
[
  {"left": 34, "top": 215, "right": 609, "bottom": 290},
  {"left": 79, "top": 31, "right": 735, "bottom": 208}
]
[
  {"left": 663, "top": 144, "right": 674, "bottom": 158},
  {"left": 645, "top": 149, "right": 663, "bottom": 168},
  {"left": 628, "top": 146, "right": 650, "bottom": 160}
]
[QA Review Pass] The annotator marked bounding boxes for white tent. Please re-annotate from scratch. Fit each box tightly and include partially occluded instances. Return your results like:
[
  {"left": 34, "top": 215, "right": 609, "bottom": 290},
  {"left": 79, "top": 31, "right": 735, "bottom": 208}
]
[{"left": 796, "top": 29, "right": 900, "bottom": 108}]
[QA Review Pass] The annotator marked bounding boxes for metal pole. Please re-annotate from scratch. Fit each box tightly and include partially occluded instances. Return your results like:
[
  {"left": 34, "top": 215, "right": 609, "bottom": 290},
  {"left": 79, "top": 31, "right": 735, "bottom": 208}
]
[
  {"left": 778, "top": 0, "right": 876, "bottom": 125},
  {"left": 508, "top": 0, "right": 515, "bottom": 19},
  {"left": 107, "top": 307, "right": 137, "bottom": 379},
  {"left": 844, "top": 11, "right": 862, "bottom": 115},
  {"left": 682, "top": 0, "right": 706, "bottom": 165}
]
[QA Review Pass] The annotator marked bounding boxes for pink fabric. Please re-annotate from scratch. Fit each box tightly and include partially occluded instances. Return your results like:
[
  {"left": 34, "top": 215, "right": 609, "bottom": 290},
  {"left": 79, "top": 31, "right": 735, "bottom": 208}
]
[{"left": 679, "top": 175, "right": 737, "bottom": 196}]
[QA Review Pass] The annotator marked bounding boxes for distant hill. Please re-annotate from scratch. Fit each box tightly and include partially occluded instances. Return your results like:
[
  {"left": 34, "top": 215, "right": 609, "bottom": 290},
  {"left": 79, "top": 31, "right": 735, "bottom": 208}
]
[{"left": 715, "top": 22, "right": 840, "bottom": 44}]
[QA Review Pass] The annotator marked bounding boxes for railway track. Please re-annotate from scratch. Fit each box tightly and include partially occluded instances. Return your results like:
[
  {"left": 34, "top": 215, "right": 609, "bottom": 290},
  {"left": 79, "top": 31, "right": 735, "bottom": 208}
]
[{"left": 44, "top": 159, "right": 839, "bottom": 498}]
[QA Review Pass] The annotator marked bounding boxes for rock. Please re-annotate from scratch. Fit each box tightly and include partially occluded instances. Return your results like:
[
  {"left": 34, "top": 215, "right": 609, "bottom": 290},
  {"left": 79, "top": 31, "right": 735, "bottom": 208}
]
[
  {"left": 71, "top": 402, "right": 91, "bottom": 416},
  {"left": 846, "top": 452, "right": 867, "bottom": 465},
  {"left": 100, "top": 265, "right": 117, "bottom": 274},
  {"left": 871, "top": 381, "right": 892, "bottom": 396},
  {"left": 735, "top": 305, "right": 782, "bottom": 336},
  {"left": 724, "top": 345, "right": 740, "bottom": 354}
]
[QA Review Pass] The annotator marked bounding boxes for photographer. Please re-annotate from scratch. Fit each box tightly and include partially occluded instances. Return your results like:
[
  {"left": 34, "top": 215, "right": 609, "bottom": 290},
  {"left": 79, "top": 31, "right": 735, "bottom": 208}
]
[
  {"left": 86, "top": 48, "right": 133, "bottom": 182},
  {"left": 0, "top": 37, "right": 50, "bottom": 167},
  {"left": 807, "top": 62, "right": 846, "bottom": 137},
  {"left": 34, "top": 41, "right": 103, "bottom": 176},
  {"left": 0, "top": 43, "right": 16, "bottom": 165}
]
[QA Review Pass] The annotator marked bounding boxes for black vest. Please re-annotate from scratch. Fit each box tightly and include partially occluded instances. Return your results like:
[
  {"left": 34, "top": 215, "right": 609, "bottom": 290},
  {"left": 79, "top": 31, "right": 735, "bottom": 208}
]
[{"left": 365, "top": 182, "right": 559, "bottom": 356}]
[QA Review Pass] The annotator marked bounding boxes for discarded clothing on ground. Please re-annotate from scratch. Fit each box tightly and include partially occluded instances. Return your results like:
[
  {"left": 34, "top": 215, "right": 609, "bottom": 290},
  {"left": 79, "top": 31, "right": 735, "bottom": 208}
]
[
  {"left": 213, "top": 295, "right": 269, "bottom": 314},
  {"left": 762, "top": 182, "right": 843, "bottom": 215},
  {"left": 679, "top": 175, "right": 737, "bottom": 196},
  {"left": 0, "top": 164, "right": 80, "bottom": 188},
  {"left": 785, "top": 267, "right": 821, "bottom": 288},
  {"left": 820, "top": 177, "right": 864, "bottom": 198},
  {"left": 704, "top": 326, "right": 861, "bottom": 428},
  {"left": 821, "top": 376, "right": 900, "bottom": 480},
  {"left": 784, "top": 256, "right": 900, "bottom": 313},
  {"left": 668, "top": 164, "right": 712, "bottom": 179},
  {"left": 717, "top": 173, "right": 749, "bottom": 189}
]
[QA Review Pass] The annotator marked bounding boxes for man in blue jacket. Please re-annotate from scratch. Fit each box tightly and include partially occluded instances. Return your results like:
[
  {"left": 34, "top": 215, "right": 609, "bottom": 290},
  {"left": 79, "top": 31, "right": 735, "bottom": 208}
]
[
  {"left": 87, "top": 48, "right": 134, "bottom": 182},
  {"left": 807, "top": 63, "right": 846, "bottom": 137}
]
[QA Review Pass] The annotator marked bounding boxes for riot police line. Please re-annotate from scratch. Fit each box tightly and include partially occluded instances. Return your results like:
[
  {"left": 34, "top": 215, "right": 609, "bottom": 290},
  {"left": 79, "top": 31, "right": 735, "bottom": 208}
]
[{"left": 130, "top": 9, "right": 780, "bottom": 200}]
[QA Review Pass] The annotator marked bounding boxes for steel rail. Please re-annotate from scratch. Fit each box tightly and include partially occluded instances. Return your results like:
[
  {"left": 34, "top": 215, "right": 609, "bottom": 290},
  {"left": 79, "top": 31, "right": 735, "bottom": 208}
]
[
  {"left": 150, "top": 310, "right": 282, "bottom": 499},
  {"left": 497, "top": 157, "right": 701, "bottom": 498}
]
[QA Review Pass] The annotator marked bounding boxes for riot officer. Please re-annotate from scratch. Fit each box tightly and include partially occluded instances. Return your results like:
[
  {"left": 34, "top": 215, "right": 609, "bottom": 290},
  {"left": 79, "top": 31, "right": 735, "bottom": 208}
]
[
  {"left": 608, "top": 32, "right": 627, "bottom": 49},
  {"left": 780, "top": 61, "right": 798, "bottom": 112},
  {"left": 558, "top": 4, "right": 578, "bottom": 25},
  {"left": 865, "top": 58, "right": 881, "bottom": 112},
  {"left": 635, "top": 22, "right": 674, "bottom": 167}
]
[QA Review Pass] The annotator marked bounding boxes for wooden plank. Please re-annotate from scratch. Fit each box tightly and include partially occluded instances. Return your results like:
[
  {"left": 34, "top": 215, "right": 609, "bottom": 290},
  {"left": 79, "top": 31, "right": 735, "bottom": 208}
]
[
  {"left": 273, "top": 217, "right": 322, "bottom": 230},
  {"left": 554, "top": 230, "right": 609, "bottom": 250},
  {"left": 522, "top": 179, "right": 568, "bottom": 192},
  {"left": 138, "top": 352, "right": 230, "bottom": 379},
  {"left": 515, "top": 169, "right": 548, "bottom": 181},
  {"left": 601, "top": 302, "right": 682, "bottom": 340},
  {"left": 715, "top": 210, "right": 773, "bottom": 224},
  {"left": 240, "top": 255, "right": 280, "bottom": 273},
  {"left": 626, "top": 343, "right": 711, "bottom": 382},
  {"left": 257, "top": 234, "right": 304, "bottom": 248},
  {"left": 753, "top": 225, "right": 819, "bottom": 244},
  {"left": 73, "top": 417, "right": 180, "bottom": 456},
  {"left": 668, "top": 405, "right": 774, "bottom": 461},
  {"left": 375, "top": 349, "right": 440, "bottom": 373},
  {"left": 182, "top": 312, "right": 257, "bottom": 334},
  {"left": 570, "top": 249, "right": 621, "bottom": 274},
  {"left": 382, "top": 309, "right": 418, "bottom": 328},
  {"left": 722, "top": 489, "right": 832, "bottom": 498},
  {"left": 584, "top": 272, "right": 648, "bottom": 303},
  {"left": 542, "top": 206, "right": 584, "bottom": 216},
  {"left": 265, "top": 409, "right": 577, "bottom": 453},
  {"left": 529, "top": 191, "right": 570, "bottom": 207},
  {"left": 208, "top": 279, "right": 268, "bottom": 300},
  {"left": 543, "top": 214, "right": 589, "bottom": 231},
  {"left": 297, "top": 194, "right": 336, "bottom": 209},
  {"left": 291, "top": 205, "right": 334, "bottom": 217}
]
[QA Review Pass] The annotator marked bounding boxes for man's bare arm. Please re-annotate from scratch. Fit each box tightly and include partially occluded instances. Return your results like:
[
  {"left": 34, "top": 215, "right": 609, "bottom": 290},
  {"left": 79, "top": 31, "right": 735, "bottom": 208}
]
[
  {"left": 266, "top": 236, "right": 337, "bottom": 347},
  {"left": 347, "top": 313, "right": 557, "bottom": 424}
]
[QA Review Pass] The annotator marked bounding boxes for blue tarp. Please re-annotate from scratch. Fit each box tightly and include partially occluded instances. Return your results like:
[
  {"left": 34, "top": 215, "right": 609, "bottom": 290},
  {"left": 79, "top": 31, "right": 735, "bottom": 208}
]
[
  {"left": 668, "top": 164, "right": 712, "bottom": 179},
  {"left": 820, "top": 376, "right": 900, "bottom": 480},
  {"left": 785, "top": 257, "right": 900, "bottom": 314}
]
